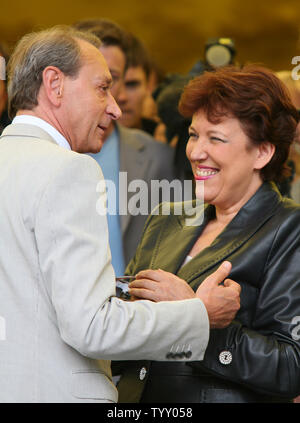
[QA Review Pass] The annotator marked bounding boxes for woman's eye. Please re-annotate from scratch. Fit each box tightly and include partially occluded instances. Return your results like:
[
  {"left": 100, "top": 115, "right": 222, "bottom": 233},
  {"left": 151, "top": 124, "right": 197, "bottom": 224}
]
[
  {"left": 211, "top": 136, "right": 227, "bottom": 143},
  {"left": 188, "top": 132, "right": 197, "bottom": 139}
]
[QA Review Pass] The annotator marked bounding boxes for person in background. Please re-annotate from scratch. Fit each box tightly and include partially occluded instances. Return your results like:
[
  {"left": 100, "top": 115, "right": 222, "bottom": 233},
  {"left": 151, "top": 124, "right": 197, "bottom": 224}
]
[
  {"left": 116, "top": 65, "right": 300, "bottom": 403},
  {"left": 117, "top": 32, "right": 160, "bottom": 137},
  {"left": 276, "top": 70, "right": 300, "bottom": 202},
  {"left": 73, "top": 19, "right": 175, "bottom": 271}
]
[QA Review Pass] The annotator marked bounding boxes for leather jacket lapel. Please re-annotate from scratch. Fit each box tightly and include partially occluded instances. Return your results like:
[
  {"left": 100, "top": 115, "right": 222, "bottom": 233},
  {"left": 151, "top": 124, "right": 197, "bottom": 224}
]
[
  {"left": 177, "top": 182, "right": 281, "bottom": 286},
  {"left": 149, "top": 202, "right": 209, "bottom": 274},
  {"left": 151, "top": 182, "right": 281, "bottom": 283}
]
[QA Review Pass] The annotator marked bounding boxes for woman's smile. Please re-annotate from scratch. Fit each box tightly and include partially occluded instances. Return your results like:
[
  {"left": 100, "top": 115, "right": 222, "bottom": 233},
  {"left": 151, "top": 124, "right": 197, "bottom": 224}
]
[{"left": 194, "top": 165, "right": 219, "bottom": 180}]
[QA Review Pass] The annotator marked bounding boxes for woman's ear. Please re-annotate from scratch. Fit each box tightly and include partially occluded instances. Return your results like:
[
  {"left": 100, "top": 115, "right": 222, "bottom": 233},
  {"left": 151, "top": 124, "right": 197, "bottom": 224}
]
[{"left": 254, "top": 141, "right": 275, "bottom": 170}]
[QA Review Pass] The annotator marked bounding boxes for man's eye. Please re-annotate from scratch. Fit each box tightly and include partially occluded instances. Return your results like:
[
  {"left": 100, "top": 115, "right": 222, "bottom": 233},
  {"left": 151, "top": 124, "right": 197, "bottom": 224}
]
[
  {"left": 99, "top": 85, "right": 109, "bottom": 93},
  {"left": 125, "top": 81, "right": 140, "bottom": 89}
]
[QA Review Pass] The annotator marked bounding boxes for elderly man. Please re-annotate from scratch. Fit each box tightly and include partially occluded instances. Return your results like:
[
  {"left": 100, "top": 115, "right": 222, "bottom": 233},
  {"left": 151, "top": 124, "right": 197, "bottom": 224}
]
[{"left": 0, "top": 26, "right": 240, "bottom": 403}]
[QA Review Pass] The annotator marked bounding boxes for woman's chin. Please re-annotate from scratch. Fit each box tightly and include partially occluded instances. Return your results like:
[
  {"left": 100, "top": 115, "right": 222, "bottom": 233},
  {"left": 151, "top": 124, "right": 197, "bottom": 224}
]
[{"left": 194, "top": 179, "right": 204, "bottom": 200}]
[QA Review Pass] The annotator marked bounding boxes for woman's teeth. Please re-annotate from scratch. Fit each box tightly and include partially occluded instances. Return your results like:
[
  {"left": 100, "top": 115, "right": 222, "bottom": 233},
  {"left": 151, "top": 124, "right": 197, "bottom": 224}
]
[{"left": 196, "top": 169, "right": 218, "bottom": 176}]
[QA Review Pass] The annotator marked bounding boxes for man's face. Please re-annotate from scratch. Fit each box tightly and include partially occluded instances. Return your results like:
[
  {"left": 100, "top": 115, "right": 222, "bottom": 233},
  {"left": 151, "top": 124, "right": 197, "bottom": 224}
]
[
  {"left": 117, "top": 66, "right": 149, "bottom": 129},
  {"left": 99, "top": 45, "right": 126, "bottom": 100},
  {"left": 58, "top": 40, "right": 121, "bottom": 153}
]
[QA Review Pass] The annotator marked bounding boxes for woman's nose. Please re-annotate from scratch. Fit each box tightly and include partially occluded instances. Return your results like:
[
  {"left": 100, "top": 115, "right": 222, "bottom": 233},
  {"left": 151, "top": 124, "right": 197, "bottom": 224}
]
[{"left": 188, "top": 140, "right": 209, "bottom": 161}]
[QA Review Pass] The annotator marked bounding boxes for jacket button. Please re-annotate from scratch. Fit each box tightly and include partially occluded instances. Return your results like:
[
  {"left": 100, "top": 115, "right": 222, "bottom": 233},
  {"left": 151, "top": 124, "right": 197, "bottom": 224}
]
[
  {"left": 139, "top": 367, "right": 147, "bottom": 380},
  {"left": 219, "top": 350, "right": 232, "bottom": 365}
]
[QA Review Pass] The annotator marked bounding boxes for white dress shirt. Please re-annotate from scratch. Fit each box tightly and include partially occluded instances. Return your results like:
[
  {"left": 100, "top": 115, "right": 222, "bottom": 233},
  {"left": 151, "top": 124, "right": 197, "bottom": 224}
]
[{"left": 12, "top": 115, "right": 71, "bottom": 150}]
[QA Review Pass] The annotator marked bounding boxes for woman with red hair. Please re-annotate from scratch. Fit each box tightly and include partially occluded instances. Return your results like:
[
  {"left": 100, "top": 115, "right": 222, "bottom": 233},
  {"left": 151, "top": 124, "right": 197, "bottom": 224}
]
[{"left": 115, "top": 65, "right": 300, "bottom": 403}]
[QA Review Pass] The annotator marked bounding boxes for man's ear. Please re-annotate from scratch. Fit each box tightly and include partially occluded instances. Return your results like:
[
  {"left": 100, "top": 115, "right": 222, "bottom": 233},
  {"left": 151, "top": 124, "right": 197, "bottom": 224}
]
[
  {"left": 42, "top": 66, "right": 64, "bottom": 106},
  {"left": 254, "top": 141, "right": 276, "bottom": 170}
]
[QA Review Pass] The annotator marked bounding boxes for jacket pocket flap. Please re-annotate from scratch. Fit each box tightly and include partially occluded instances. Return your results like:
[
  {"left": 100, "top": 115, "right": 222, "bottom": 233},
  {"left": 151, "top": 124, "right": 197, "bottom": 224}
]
[{"left": 71, "top": 370, "right": 117, "bottom": 401}]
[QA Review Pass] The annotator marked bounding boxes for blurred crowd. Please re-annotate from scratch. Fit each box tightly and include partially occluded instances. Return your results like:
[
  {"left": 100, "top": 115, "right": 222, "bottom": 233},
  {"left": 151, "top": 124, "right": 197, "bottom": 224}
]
[{"left": 1, "top": 22, "right": 300, "bottom": 202}]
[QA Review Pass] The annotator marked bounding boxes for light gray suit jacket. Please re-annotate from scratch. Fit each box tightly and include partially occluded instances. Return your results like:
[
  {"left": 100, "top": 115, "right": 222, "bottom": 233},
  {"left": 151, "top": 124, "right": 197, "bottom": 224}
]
[
  {"left": 118, "top": 124, "right": 175, "bottom": 265},
  {"left": 0, "top": 123, "right": 209, "bottom": 403}
]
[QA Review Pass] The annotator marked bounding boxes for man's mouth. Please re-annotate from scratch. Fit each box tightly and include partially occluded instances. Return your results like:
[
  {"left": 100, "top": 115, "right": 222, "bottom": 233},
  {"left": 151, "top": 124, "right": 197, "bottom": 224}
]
[{"left": 97, "top": 124, "right": 108, "bottom": 134}]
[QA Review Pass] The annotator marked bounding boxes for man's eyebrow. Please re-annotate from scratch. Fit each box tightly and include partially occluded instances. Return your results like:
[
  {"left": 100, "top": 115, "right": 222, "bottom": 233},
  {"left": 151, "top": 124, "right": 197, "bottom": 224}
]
[
  {"left": 125, "top": 78, "right": 141, "bottom": 83},
  {"left": 95, "top": 75, "right": 113, "bottom": 86},
  {"left": 125, "top": 79, "right": 141, "bottom": 87}
]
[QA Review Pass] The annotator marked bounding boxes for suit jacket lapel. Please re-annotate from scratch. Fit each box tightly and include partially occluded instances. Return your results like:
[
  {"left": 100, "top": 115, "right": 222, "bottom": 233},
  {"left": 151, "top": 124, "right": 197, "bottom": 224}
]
[
  {"left": 152, "top": 182, "right": 281, "bottom": 286},
  {"left": 118, "top": 124, "right": 152, "bottom": 233}
]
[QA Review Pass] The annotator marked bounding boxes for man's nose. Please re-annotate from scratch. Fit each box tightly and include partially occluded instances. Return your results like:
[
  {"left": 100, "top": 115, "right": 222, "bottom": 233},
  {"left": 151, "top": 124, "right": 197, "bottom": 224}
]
[{"left": 107, "top": 92, "right": 122, "bottom": 120}]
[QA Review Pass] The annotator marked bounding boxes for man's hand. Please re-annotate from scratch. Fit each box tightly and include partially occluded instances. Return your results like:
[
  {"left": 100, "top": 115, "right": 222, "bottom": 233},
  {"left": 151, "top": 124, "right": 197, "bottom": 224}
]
[
  {"left": 196, "top": 261, "right": 241, "bottom": 328},
  {"left": 128, "top": 261, "right": 241, "bottom": 329},
  {"left": 128, "top": 269, "right": 195, "bottom": 302}
]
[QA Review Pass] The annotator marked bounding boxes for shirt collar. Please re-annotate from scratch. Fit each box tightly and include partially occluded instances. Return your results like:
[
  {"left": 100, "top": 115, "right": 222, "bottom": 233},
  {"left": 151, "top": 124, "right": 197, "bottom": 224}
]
[{"left": 12, "top": 115, "right": 71, "bottom": 150}]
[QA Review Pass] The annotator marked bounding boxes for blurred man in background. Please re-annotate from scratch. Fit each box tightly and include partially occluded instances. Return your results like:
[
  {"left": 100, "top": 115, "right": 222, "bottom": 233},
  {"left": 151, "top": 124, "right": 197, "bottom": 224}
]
[
  {"left": 117, "top": 33, "right": 160, "bottom": 137},
  {"left": 73, "top": 19, "right": 175, "bottom": 271}
]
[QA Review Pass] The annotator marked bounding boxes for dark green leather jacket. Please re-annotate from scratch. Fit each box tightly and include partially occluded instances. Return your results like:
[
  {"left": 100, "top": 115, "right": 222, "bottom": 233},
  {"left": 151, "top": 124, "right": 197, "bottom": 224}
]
[{"left": 113, "top": 182, "right": 300, "bottom": 403}]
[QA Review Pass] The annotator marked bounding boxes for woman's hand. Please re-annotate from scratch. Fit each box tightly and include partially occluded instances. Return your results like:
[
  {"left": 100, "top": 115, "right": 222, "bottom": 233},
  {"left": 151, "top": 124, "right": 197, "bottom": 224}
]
[{"left": 128, "top": 269, "right": 195, "bottom": 302}]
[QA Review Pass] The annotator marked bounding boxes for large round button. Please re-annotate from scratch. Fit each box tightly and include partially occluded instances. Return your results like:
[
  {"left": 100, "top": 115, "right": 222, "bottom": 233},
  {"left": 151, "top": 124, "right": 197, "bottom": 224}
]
[
  {"left": 139, "top": 367, "right": 147, "bottom": 380},
  {"left": 219, "top": 350, "right": 232, "bottom": 365}
]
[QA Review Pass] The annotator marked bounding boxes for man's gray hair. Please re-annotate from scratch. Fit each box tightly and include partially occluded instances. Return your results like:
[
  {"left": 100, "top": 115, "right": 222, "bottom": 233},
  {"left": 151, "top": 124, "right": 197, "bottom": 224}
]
[{"left": 7, "top": 25, "right": 101, "bottom": 118}]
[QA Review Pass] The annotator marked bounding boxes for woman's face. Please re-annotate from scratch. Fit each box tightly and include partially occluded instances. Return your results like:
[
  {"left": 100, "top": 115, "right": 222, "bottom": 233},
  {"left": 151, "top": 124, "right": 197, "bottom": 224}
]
[{"left": 186, "top": 110, "right": 267, "bottom": 211}]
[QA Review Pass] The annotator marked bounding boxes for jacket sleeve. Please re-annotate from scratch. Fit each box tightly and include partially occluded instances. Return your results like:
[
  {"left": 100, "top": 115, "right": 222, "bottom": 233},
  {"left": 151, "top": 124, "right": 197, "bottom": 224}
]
[
  {"left": 192, "top": 210, "right": 300, "bottom": 398},
  {"left": 35, "top": 157, "right": 209, "bottom": 361}
]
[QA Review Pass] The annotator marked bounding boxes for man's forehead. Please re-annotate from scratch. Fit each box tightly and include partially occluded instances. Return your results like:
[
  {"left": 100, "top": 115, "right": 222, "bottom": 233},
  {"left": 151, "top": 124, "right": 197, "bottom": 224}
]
[
  {"left": 125, "top": 66, "right": 147, "bottom": 81},
  {"left": 78, "top": 40, "right": 113, "bottom": 84}
]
